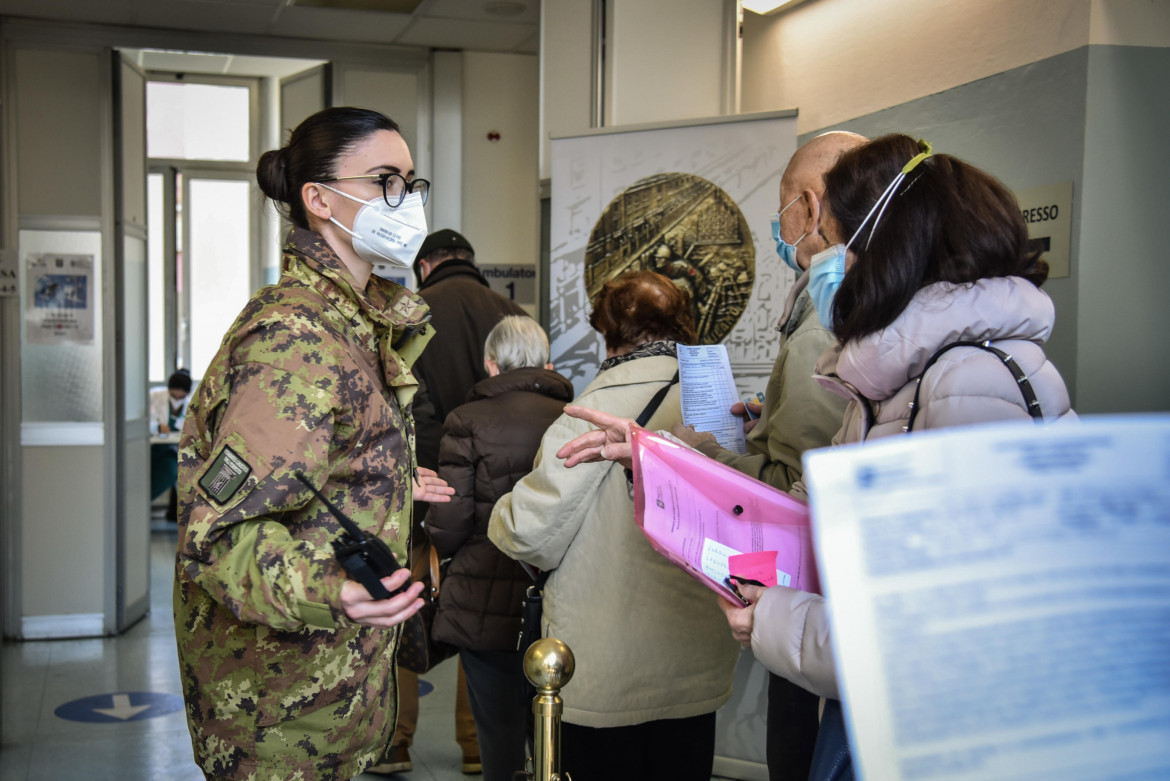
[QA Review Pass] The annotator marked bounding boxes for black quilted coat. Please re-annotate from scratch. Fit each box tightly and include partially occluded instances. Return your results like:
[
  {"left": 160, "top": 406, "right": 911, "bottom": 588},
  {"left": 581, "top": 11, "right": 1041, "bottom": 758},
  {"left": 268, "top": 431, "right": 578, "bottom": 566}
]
[{"left": 427, "top": 367, "right": 574, "bottom": 650}]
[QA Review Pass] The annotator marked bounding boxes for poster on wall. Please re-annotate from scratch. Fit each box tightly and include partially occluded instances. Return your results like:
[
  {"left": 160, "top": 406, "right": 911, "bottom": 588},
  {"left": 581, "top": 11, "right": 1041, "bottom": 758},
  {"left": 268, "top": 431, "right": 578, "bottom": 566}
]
[
  {"left": 25, "top": 253, "right": 96, "bottom": 345},
  {"left": 549, "top": 111, "right": 799, "bottom": 396}
]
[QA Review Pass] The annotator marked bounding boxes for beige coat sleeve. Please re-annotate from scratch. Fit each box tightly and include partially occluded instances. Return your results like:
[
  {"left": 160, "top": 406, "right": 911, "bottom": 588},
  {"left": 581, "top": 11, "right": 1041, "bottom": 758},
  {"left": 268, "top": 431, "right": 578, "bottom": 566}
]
[
  {"left": 694, "top": 308, "right": 844, "bottom": 493},
  {"left": 750, "top": 585, "right": 839, "bottom": 700}
]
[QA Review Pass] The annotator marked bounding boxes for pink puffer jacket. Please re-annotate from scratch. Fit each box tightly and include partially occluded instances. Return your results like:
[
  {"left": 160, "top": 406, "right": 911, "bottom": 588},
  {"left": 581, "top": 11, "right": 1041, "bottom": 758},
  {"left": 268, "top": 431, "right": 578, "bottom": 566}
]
[{"left": 751, "top": 276, "right": 1076, "bottom": 699}]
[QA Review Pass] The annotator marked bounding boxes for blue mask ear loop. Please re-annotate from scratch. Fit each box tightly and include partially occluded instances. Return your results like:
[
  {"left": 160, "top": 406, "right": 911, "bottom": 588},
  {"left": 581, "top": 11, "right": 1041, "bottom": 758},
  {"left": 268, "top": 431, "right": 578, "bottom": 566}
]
[{"left": 848, "top": 139, "right": 935, "bottom": 252}]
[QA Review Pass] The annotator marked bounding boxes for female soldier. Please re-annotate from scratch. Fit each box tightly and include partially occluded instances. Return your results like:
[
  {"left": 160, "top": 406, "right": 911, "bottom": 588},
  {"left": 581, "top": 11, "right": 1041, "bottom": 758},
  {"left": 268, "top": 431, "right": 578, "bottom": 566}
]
[{"left": 174, "top": 107, "right": 451, "bottom": 781}]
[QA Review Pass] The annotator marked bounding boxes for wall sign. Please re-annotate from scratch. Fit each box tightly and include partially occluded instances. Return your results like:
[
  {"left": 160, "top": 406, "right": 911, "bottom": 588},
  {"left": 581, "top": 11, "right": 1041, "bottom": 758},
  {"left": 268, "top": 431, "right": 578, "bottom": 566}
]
[
  {"left": 1015, "top": 181, "right": 1073, "bottom": 279},
  {"left": 0, "top": 249, "right": 18, "bottom": 298},
  {"left": 25, "top": 252, "right": 96, "bottom": 344},
  {"left": 481, "top": 264, "right": 536, "bottom": 306}
]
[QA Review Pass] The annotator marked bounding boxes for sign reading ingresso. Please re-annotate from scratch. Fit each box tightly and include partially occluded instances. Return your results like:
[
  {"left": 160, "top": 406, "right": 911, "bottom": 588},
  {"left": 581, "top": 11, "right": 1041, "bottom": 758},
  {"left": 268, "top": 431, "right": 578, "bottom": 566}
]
[{"left": 1014, "top": 181, "right": 1073, "bottom": 279}]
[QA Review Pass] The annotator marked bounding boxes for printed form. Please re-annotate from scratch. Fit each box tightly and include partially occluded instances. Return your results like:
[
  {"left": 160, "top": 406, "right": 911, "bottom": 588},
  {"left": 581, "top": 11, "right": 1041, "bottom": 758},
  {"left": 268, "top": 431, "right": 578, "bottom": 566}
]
[
  {"left": 803, "top": 415, "right": 1170, "bottom": 781},
  {"left": 677, "top": 343, "right": 747, "bottom": 454}
]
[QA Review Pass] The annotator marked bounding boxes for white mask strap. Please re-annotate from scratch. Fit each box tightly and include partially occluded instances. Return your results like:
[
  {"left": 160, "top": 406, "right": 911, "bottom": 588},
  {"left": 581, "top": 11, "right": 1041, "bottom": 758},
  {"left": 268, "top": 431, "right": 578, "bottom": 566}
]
[
  {"left": 316, "top": 181, "right": 376, "bottom": 208},
  {"left": 844, "top": 139, "right": 935, "bottom": 252}
]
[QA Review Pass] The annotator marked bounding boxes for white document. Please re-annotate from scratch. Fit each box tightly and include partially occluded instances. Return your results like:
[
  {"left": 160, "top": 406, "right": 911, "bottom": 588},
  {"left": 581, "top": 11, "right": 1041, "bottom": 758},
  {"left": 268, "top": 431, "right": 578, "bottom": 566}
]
[
  {"left": 677, "top": 343, "right": 747, "bottom": 454},
  {"left": 803, "top": 415, "right": 1170, "bottom": 781}
]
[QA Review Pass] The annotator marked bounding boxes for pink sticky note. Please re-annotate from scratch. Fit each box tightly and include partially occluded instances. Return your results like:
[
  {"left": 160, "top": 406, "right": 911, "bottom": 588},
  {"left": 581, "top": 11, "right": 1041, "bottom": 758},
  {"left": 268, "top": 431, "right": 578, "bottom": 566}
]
[{"left": 728, "top": 551, "right": 779, "bottom": 588}]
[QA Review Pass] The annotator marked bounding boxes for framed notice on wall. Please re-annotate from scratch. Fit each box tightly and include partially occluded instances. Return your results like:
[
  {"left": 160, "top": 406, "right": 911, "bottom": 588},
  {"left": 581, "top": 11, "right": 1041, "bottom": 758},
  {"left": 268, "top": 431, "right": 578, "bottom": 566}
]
[
  {"left": 548, "top": 111, "right": 799, "bottom": 396},
  {"left": 25, "top": 253, "right": 96, "bottom": 345}
]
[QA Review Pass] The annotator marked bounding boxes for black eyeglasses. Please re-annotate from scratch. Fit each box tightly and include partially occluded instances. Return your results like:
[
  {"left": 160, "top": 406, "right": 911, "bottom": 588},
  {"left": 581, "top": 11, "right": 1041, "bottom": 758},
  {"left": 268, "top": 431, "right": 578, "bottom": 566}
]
[{"left": 325, "top": 173, "right": 430, "bottom": 208}]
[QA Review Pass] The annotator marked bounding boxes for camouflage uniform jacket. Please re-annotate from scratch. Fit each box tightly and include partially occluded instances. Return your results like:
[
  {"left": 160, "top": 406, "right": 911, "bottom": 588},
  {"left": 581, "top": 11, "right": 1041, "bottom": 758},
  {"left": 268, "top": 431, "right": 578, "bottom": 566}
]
[{"left": 174, "top": 227, "right": 433, "bottom": 781}]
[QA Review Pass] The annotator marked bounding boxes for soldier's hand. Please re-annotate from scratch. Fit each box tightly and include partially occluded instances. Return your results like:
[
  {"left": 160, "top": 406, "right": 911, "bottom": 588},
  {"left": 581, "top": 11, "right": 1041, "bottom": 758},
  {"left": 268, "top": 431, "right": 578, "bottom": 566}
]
[
  {"left": 413, "top": 467, "right": 455, "bottom": 503},
  {"left": 340, "top": 568, "right": 425, "bottom": 628}
]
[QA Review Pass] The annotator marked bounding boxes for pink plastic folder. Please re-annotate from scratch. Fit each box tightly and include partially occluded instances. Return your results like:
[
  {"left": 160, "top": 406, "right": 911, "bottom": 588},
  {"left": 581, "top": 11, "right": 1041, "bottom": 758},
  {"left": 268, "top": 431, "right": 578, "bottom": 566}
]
[{"left": 631, "top": 428, "right": 820, "bottom": 605}]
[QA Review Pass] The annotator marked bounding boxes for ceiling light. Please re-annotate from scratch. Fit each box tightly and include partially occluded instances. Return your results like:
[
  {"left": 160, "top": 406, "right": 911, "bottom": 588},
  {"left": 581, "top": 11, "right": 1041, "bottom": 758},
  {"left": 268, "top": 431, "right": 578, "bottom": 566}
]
[{"left": 741, "top": 0, "right": 801, "bottom": 15}]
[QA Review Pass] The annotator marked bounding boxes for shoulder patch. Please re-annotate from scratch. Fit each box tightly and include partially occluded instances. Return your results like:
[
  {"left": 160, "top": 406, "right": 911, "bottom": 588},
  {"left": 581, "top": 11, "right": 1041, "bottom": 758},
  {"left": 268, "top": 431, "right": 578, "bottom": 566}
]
[{"left": 199, "top": 445, "right": 252, "bottom": 506}]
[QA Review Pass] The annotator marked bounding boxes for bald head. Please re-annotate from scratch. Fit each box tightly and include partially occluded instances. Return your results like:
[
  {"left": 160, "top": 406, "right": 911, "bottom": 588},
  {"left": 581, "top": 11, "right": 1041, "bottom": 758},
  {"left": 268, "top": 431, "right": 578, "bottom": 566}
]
[
  {"left": 781, "top": 131, "right": 868, "bottom": 197},
  {"left": 777, "top": 131, "right": 867, "bottom": 270}
]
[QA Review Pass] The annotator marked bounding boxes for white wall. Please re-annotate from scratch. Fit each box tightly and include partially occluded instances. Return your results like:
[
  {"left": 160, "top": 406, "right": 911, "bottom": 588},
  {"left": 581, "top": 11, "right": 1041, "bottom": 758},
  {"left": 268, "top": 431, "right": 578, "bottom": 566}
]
[
  {"left": 742, "top": 0, "right": 1094, "bottom": 133},
  {"left": 741, "top": 0, "right": 1170, "bottom": 135},
  {"left": 539, "top": 0, "right": 593, "bottom": 181},
  {"left": 539, "top": 0, "right": 732, "bottom": 180},
  {"left": 605, "top": 0, "right": 729, "bottom": 125},
  {"left": 461, "top": 52, "right": 540, "bottom": 270}
]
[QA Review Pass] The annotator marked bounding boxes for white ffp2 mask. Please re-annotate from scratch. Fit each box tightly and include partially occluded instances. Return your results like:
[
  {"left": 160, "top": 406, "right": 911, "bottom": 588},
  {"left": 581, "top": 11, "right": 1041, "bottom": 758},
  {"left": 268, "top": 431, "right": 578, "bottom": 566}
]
[{"left": 319, "top": 185, "right": 428, "bottom": 270}]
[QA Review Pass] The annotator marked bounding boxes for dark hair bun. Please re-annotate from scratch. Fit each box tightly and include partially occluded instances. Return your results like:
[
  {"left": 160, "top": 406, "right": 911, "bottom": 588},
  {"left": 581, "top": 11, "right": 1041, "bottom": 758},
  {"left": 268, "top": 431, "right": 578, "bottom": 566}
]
[{"left": 256, "top": 148, "right": 291, "bottom": 204}]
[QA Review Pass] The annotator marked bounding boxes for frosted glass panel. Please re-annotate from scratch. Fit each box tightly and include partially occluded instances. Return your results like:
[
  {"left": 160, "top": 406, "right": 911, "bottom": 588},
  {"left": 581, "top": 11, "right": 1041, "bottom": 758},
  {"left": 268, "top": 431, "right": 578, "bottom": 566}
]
[
  {"left": 147, "top": 82, "right": 250, "bottom": 162},
  {"left": 189, "top": 178, "right": 251, "bottom": 379},
  {"left": 148, "top": 173, "right": 165, "bottom": 381},
  {"left": 20, "top": 229, "right": 103, "bottom": 422},
  {"left": 124, "top": 235, "right": 148, "bottom": 422}
]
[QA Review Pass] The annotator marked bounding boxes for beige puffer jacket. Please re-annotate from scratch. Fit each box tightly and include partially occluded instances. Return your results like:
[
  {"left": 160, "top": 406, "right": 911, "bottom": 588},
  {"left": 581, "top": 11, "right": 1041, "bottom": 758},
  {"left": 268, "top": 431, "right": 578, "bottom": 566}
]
[{"left": 751, "top": 277, "right": 1076, "bottom": 699}]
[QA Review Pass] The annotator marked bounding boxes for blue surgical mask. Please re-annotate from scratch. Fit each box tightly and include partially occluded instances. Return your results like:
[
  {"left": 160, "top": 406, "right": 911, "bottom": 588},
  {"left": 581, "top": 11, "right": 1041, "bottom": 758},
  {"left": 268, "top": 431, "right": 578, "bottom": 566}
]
[
  {"left": 771, "top": 195, "right": 806, "bottom": 273},
  {"left": 807, "top": 244, "right": 847, "bottom": 330}
]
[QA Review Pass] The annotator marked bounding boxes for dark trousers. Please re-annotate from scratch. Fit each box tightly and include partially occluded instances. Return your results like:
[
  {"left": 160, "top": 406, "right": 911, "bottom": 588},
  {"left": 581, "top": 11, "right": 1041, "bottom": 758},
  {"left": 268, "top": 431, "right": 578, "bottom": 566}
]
[
  {"left": 459, "top": 648, "right": 530, "bottom": 781},
  {"left": 560, "top": 711, "right": 717, "bottom": 781},
  {"left": 766, "top": 672, "right": 821, "bottom": 781}
]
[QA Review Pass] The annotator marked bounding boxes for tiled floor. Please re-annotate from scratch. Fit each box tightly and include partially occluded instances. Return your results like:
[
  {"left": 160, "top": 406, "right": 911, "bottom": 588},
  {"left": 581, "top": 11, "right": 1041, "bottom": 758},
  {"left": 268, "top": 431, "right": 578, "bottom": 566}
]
[
  {"left": 1, "top": 522, "right": 747, "bottom": 780},
  {"left": 0, "top": 524, "right": 474, "bottom": 781}
]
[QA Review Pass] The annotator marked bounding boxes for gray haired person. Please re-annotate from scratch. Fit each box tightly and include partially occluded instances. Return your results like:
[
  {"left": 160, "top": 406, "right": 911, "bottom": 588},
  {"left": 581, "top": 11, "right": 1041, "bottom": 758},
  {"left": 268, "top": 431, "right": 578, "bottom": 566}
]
[{"left": 425, "top": 315, "right": 574, "bottom": 781}]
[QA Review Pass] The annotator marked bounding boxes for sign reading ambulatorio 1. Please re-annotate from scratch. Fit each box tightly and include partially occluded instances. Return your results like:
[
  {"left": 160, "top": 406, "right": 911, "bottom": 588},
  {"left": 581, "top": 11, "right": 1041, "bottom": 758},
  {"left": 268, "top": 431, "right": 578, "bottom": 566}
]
[{"left": 481, "top": 264, "right": 536, "bottom": 306}]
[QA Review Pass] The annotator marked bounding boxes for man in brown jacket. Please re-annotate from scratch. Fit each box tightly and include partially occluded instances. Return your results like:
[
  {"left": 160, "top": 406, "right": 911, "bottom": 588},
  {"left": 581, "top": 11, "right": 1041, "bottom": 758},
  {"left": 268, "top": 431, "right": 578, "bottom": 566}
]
[{"left": 410, "top": 229, "right": 528, "bottom": 471}]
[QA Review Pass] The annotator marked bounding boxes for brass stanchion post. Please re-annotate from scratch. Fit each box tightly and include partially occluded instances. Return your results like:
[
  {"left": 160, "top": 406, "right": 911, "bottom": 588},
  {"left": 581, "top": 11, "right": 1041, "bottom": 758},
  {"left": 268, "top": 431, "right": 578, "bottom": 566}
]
[{"left": 523, "top": 637, "right": 575, "bottom": 781}]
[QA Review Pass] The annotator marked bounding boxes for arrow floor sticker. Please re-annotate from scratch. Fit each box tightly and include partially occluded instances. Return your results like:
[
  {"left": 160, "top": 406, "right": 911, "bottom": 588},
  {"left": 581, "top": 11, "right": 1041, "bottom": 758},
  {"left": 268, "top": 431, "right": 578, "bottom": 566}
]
[{"left": 54, "top": 691, "right": 184, "bottom": 723}]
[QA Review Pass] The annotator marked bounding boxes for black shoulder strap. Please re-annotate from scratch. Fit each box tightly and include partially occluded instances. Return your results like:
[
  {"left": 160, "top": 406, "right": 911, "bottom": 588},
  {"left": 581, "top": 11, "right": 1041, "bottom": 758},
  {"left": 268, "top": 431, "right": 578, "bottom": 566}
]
[
  {"left": 906, "top": 340, "right": 1043, "bottom": 433},
  {"left": 635, "top": 370, "right": 680, "bottom": 428}
]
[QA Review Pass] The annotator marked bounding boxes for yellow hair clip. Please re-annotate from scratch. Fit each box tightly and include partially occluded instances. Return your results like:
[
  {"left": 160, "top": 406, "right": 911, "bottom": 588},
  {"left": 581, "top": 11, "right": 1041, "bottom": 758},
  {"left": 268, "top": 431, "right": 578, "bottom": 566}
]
[{"left": 902, "top": 139, "right": 934, "bottom": 174}]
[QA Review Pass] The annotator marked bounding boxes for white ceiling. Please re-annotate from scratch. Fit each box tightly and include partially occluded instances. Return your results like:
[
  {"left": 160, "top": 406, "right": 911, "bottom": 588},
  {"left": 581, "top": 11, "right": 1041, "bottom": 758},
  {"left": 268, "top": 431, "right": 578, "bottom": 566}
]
[{"left": 0, "top": 0, "right": 541, "bottom": 59}]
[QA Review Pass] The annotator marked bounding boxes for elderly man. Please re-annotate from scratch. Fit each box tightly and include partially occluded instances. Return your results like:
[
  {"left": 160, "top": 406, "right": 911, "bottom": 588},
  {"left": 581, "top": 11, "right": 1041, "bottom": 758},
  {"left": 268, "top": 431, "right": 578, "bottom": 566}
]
[{"left": 672, "top": 130, "right": 867, "bottom": 781}]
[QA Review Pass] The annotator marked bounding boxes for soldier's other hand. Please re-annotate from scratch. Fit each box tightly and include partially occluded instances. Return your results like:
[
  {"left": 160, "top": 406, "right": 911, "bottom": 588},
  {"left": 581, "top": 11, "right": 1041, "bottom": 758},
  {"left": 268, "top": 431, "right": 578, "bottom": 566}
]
[
  {"left": 729, "top": 400, "right": 762, "bottom": 435},
  {"left": 340, "top": 568, "right": 425, "bottom": 628},
  {"left": 670, "top": 422, "right": 718, "bottom": 449},
  {"left": 413, "top": 467, "right": 454, "bottom": 503}
]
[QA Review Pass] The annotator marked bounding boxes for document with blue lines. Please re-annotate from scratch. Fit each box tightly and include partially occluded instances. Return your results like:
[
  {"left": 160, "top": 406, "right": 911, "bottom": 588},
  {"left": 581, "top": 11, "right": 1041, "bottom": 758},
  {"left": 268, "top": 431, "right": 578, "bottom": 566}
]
[{"left": 803, "top": 415, "right": 1170, "bottom": 781}]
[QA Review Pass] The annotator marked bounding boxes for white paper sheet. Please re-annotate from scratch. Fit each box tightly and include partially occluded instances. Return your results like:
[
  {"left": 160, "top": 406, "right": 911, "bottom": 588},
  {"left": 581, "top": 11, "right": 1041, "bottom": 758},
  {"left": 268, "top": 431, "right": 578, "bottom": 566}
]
[
  {"left": 677, "top": 343, "right": 747, "bottom": 454},
  {"left": 803, "top": 416, "right": 1170, "bottom": 781}
]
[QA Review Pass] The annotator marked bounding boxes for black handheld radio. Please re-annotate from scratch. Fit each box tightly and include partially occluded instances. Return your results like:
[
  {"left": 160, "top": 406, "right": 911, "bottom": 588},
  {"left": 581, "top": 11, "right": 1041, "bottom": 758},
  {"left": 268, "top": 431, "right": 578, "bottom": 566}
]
[{"left": 294, "top": 472, "right": 404, "bottom": 600}]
